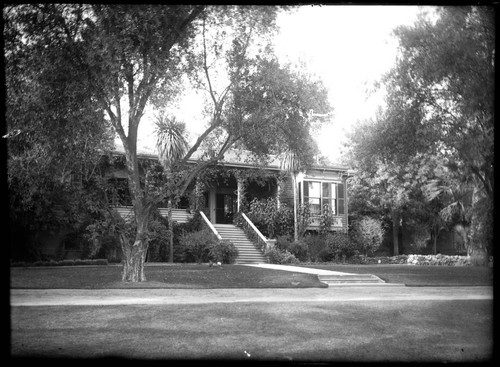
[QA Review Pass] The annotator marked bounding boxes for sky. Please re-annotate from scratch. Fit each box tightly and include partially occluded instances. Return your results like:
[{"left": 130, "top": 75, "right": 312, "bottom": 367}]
[{"left": 135, "top": 5, "right": 425, "bottom": 162}]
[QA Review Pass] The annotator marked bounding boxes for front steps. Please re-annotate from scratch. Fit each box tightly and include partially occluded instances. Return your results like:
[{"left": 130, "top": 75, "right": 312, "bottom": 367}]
[
  {"left": 318, "top": 273, "right": 386, "bottom": 286},
  {"left": 214, "top": 224, "right": 268, "bottom": 264},
  {"left": 115, "top": 206, "right": 192, "bottom": 224}
]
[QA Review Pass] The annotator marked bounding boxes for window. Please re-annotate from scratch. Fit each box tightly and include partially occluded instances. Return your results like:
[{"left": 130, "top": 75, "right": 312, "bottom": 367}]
[
  {"left": 303, "top": 181, "right": 344, "bottom": 216},
  {"left": 304, "top": 181, "right": 321, "bottom": 215}
]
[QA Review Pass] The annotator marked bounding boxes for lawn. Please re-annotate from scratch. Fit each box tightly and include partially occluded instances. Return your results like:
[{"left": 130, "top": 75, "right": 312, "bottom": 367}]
[
  {"left": 301, "top": 264, "right": 493, "bottom": 286},
  {"left": 10, "top": 263, "right": 493, "bottom": 289},
  {"left": 11, "top": 299, "right": 493, "bottom": 361},
  {"left": 10, "top": 264, "right": 327, "bottom": 289}
]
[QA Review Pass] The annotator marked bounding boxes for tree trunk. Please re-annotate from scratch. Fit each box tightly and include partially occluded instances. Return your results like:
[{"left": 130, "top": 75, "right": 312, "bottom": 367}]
[
  {"left": 292, "top": 173, "right": 298, "bottom": 242},
  {"left": 168, "top": 198, "right": 174, "bottom": 263},
  {"left": 432, "top": 225, "right": 438, "bottom": 255},
  {"left": 121, "top": 205, "right": 150, "bottom": 282},
  {"left": 392, "top": 209, "right": 400, "bottom": 256}
]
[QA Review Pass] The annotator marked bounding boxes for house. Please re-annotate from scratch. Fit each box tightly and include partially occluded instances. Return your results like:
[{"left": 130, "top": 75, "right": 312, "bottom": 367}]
[
  {"left": 108, "top": 145, "right": 351, "bottom": 232},
  {"left": 104, "top": 145, "right": 351, "bottom": 263}
]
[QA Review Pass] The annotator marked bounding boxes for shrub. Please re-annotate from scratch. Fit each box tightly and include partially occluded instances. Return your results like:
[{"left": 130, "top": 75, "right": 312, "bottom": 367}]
[
  {"left": 351, "top": 217, "right": 385, "bottom": 260},
  {"left": 275, "top": 235, "right": 309, "bottom": 262},
  {"left": 266, "top": 248, "right": 299, "bottom": 265},
  {"left": 209, "top": 240, "right": 239, "bottom": 264},
  {"left": 303, "top": 234, "right": 329, "bottom": 262},
  {"left": 326, "top": 232, "right": 357, "bottom": 262},
  {"left": 179, "top": 229, "right": 218, "bottom": 264},
  {"left": 246, "top": 198, "right": 294, "bottom": 238}
]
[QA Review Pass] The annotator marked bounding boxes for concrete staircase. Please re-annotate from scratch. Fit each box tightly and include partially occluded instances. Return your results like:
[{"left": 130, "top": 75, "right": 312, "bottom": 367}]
[
  {"left": 213, "top": 224, "right": 268, "bottom": 264},
  {"left": 317, "top": 273, "right": 386, "bottom": 286}
]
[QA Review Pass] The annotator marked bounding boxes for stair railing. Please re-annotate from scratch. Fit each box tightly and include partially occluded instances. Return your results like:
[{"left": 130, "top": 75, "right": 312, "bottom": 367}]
[
  {"left": 199, "top": 211, "right": 222, "bottom": 240},
  {"left": 239, "top": 212, "right": 275, "bottom": 254}
]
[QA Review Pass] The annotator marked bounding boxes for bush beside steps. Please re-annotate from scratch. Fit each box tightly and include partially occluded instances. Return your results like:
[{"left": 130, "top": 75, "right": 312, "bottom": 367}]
[{"left": 11, "top": 259, "right": 109, "bottom": 267}]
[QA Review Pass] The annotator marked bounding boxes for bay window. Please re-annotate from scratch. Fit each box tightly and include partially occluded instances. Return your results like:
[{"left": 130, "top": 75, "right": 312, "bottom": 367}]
[{"left": 303, "top": 180, "right": 344, "bottom": 216}]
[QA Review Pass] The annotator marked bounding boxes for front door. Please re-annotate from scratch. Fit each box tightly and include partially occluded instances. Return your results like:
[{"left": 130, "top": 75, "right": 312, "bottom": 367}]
[{"left": 215, "top": 193, "right": 237, "bottom": 224}]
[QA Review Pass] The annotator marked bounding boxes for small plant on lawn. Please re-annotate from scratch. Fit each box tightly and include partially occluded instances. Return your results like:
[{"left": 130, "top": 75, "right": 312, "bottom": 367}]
[
  {"left": 179, "top": 229, "right": 218, "bottom": 264},
  {"left": 208, "top": 240, "right": 239, "bottom": 264},
  {"left": 351, "top": 217, "right": 385, "bottom": 261}
]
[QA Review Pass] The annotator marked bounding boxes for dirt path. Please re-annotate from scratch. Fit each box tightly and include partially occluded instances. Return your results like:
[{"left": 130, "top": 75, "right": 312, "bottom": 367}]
[{"left": 10, "top": 286, "right": 492, "bottom": 306}]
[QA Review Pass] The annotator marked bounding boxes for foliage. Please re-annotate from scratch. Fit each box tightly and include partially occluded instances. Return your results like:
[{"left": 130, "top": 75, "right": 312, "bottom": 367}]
[
  {"left": 297, "top": 203, "right": 312, "bottom": 238},
  {"left": 5, "top": 4, "right": 332, "bottom": 280},
  {"left": 345, "top": 6, "right": 494, "bottom": 256},
  {"left": 265, "top": 248, "right": 299, "bottom": 265},
  {"left": 179, "top": 229, "right": 219, "bottom": 264},
  {"left": 319, "top": 204, "right": 335, "bottom": 234},
  {"left": 275, "top": 236, "right": 309, "bottom": 262},
  {"left": 351, "top": 217, "right": 385, "bottom": 259},
  {"left": 245, "top": 198, "right": 294, "bottom": 238},
  {"left": 326, "top": 232, "right": 358, "bottom": 262},
  {"left": 208, "top": 240, "right": 239, "bottom": 264},
  {"left": 302, "top": 234, "right": 329, "bottom": 262}
]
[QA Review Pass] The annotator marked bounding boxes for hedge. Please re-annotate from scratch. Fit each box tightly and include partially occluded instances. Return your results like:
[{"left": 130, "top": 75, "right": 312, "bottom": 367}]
[{"left": 10, "top": 259, "right": 109, "bottom": 267}]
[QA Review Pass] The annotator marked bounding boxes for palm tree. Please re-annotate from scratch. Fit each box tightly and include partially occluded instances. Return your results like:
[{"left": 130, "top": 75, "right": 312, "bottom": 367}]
[
  {"left": 155, "top": 116, "right": 189, "bottom": 263},
  {"left": 280, "top": 149, "right": 301, "bottom": 242},
  {"left": 423, "top": 175, "right": 475, "bottom": 255}
]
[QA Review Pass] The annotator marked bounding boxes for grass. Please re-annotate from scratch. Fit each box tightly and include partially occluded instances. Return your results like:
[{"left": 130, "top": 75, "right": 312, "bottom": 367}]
[
  {"left": 10, "top": 264, "right": 327, "bottom": 289},
  {"left": 11, "top": 299, "right": 493, "bottom": 361},
  {"left": 10, "top": 263, "right": 493, "bottom": 289},
  {"left": 301, "top": 264, "right": 493, "bottom": 286}
]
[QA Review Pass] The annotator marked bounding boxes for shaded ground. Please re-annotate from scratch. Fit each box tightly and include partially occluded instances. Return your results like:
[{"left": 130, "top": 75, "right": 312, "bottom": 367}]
[
  {"left": 10, "top": 263, "right": 493, "bottom": 289},
  {"left": 11, "top": 299, "right": 493, "bottom": 361}
]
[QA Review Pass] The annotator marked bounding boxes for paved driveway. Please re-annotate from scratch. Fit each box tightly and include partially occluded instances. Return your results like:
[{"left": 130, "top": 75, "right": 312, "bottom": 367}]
[{"left": 10, "top": 286, "right": 492, "bottom": 306}]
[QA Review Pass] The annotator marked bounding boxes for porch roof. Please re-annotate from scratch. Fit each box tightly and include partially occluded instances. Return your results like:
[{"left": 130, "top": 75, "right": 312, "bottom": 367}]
[{"left": 110, "top": 142, "right": 350, "bottom": 173}]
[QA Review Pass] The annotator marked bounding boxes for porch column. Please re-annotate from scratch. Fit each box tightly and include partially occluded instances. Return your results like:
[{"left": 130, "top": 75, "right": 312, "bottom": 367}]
[{"left": 236, "top": 175, "right": 247, "bottom": 213}]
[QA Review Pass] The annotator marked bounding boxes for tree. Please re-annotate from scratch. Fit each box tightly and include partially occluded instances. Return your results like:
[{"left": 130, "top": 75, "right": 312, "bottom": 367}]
[
  {"left": 280, "top": 150, "right": 301, "bottom": 242},
  {"left": 383, "top": 6, "right": 494, "bottom": 256},
  {"left": 4, "top": 4, "right": 115, "bottom": 260},
  {"left": 6, "top": 5, "right": 331, "bottom": 280},
  {"left": 155, "top": 117, "right": 189, "bottom": 263},
  {"left": 5, "top": 4, "right": 204, "bottom": 280},
  {"left": 347, "top": 6, "right": 494, "bottom": 258},
  {"left": 351, "top": 217, "right": 385, "bottom": 260}
]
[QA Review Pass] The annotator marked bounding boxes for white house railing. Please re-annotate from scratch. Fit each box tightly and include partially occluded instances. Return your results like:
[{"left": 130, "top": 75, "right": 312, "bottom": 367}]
[
  {"left": 199, "top": 211, "right": 222, "bottom": 240},
  {"left": 239, "top": 212, "right": 276, "bottom": 254}
]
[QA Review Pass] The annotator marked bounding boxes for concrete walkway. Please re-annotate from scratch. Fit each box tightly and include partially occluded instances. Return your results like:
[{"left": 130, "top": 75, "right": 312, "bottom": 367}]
[
  {"left": 242, "top": 263, "right": 354, "bottom": 275},
  {"left": 10, "top": 286, "right": 492, "bottom": 306}
]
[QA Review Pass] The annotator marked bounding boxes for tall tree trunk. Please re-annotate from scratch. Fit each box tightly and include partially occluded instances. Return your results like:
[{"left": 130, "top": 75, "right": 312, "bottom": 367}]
[
  {"left": 168, "top": 198, "right": 174, "bottom": 263},
  {"left": 292, "top": 173, "right": 298, "bottom": 242},
  {"left": 121, "top": 200, "right": 150, "bottom": 282},
  {"left": 392, "top": 209, "right": 400, "bottom": 256},
  {"left": 432, "top": 225, "right": 438, "bottom": 255},
  {"left": 121, "top": 140, "right": 151, "bottom": 282}
]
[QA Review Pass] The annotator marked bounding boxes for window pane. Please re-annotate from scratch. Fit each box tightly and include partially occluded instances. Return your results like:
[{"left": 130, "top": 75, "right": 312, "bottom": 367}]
[
  {"left": 308, "top": 181, "right": 320, "bottom": 197},
  {"left": 337, "top": 183, "right": 344, "bottom": 199},
  {"left": 321, "top": 198, "right": 332, "bottom": 211},
  {"left": 322, "top": 183, "right": 331, "bottom": 198},
  {"left": 338, "top": 198, "right": 344, "bottom": 215},
  {"left": 308, "top": 198, "right": 320, "bottom": 205},
  {"left": 310, "top": 203, "right": 321, "bottom": 215}
]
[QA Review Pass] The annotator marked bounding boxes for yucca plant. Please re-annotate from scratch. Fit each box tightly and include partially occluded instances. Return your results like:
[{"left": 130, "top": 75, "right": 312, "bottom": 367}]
[
  {"left": 155, "top": 116, "right": 189, "bottom": 262},
  {"left": 280, "top": 149, "right": 301, "bottom": 242},
  {"left": 155, "top": 116, "right": 189, "bottom": 170}
]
